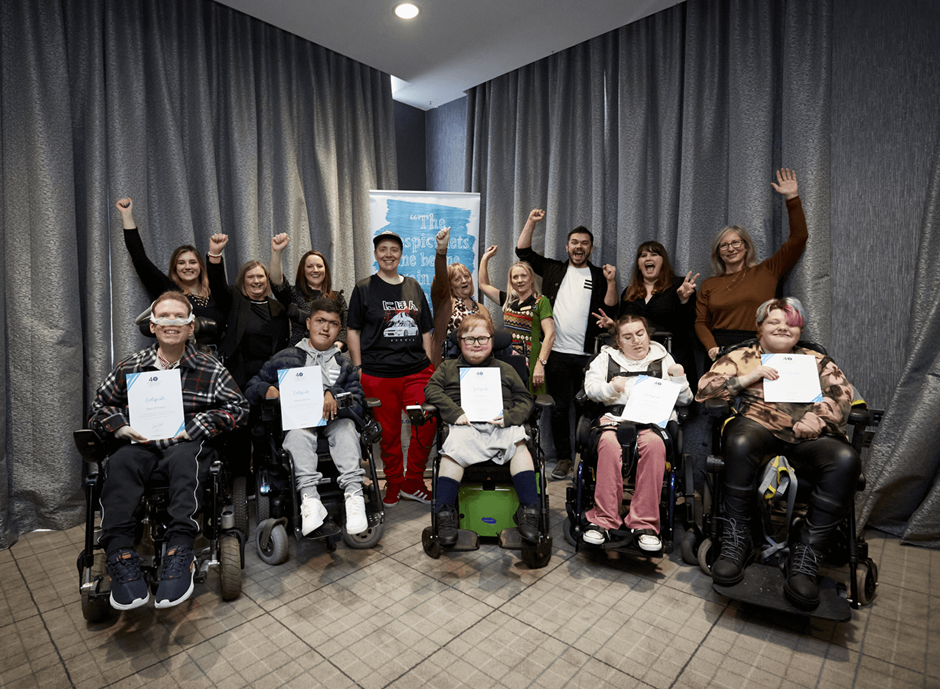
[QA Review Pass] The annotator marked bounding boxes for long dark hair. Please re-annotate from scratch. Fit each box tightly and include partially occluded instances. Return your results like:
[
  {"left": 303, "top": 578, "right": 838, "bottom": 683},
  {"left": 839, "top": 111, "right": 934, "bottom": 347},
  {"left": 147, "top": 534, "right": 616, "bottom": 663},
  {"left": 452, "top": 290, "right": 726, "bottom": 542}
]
[
  {"left": 622, "top": 241, "right": 676, "bottom": 302},
  {"left": 168, "top": 245, "right": 211, "bottom": 298},
  {"left": 294, "top": 250, "right": 336, "bottom": 299}
]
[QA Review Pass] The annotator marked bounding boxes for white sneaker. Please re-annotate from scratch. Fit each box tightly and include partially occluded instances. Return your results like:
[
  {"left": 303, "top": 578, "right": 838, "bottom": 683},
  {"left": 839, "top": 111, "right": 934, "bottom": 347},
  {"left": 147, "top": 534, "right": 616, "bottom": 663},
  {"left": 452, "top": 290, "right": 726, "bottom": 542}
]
[
  {"left": 345, "top": 493, "right": 369, "bottom": 535},
  {"left": 300, "top": 496, "right": 327, "bottom": 536}
]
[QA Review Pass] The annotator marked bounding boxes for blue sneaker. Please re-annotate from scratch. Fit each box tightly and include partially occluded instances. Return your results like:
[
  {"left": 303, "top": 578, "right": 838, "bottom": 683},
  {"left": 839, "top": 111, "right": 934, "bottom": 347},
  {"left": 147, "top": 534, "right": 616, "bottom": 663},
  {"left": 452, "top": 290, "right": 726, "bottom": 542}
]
[
  {"left": 106, "top": 548, "right": 149, "bottom": 610},
  {"left": 154, "top": 545, "right": 195, "bottom": 609}
]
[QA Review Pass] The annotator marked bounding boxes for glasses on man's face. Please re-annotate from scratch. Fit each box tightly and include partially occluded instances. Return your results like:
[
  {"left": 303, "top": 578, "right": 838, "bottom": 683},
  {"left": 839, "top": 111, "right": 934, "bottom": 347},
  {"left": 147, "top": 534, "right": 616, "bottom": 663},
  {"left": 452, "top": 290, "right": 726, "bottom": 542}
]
[
  {"left": 460, "top": 335, "right": 492, "bottom": 345},
  {"left": 719, "top": 239, "right": 745, "bottom": 252}
]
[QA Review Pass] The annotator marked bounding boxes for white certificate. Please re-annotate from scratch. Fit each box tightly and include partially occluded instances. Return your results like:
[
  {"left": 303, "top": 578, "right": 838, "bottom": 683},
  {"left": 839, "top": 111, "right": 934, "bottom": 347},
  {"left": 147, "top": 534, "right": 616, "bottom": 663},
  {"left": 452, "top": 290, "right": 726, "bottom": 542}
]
[
  {"left": 126, "top": 369, "right": 185, "bottom": 442},
  {"left": 459, "top": 367, "right": 503, "bottom": 422},
  {"left": 620, "top": 376, "right": 681, "bottom": 428},
  {"left": 761, "top": 353, "right": 823, "bottom": 404},
  {"left": 278, "top": 366, "right": 327, "bottom": 431}
]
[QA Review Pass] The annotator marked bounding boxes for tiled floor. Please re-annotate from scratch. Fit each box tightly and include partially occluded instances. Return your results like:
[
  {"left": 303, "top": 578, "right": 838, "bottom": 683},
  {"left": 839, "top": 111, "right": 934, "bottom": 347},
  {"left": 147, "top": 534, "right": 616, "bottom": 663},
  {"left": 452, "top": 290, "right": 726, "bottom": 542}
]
[{"left": 1, "top": 478, "right": 937, "bottom": 689}]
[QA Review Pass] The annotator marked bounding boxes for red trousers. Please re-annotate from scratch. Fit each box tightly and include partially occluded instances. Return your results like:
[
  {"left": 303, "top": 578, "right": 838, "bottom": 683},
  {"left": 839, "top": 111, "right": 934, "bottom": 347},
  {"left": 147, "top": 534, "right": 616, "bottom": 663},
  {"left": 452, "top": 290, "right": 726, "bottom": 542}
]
[
  {"left": 361, "top": 365, "right": 437, "bottom": 487},
  {"left": 585, "top": 428, "right": 666, "bottom": 533}
]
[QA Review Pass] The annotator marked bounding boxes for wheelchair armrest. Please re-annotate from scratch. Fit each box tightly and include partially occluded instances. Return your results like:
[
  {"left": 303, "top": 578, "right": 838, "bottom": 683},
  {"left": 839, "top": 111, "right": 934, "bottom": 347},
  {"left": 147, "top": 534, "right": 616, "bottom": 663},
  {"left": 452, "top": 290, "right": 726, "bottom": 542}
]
[
  {"left": 73, "top": 429, "right": 107, "bottom": 464},
  {"left": 703, "top": 398, "right": 730, "bottom": 418},
  {"left": 534, "top": 394, "right": 554, "bottom": 408},
  {"left": 365, "top": 398, "right": 381, "bottom": 408},
  {"left": 848, "top": 407, "right": 872, "bottom": 426}
]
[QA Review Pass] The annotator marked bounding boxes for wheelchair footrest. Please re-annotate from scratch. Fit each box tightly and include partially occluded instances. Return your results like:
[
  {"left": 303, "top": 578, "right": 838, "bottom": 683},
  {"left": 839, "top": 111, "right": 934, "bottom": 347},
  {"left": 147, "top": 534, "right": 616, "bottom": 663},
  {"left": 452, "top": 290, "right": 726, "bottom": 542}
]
[
  {"left": 497, "top": 528, "right": 538, "bottom": 550},
  {"left": 304, "top": 520, "right": 342, "bottom": 540},
  {"left": 445, "top": 529, "right": 481, "bottom": 551},
  {"left": 713, "top": 565, "right": 851, "bottom": 622},
  {"left": 600, "top": 530, "right": 663, "bottom": 556}
]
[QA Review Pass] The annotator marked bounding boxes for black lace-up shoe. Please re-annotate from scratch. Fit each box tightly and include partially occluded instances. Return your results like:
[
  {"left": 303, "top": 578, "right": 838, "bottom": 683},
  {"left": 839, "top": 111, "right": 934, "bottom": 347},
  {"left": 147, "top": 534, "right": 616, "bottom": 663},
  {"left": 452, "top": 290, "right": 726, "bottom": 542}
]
[
  {"left": 514, "top": 504, "right": 540, "bottom": 543},
  {"left": 437, "top": 504, "right": 458, "bottom": 546},
  {"left": 784, "top": 542, "right": 821, "bottom": 609},
  {"left": 711, "top": 519, "right": 752, "bottom": 586}
]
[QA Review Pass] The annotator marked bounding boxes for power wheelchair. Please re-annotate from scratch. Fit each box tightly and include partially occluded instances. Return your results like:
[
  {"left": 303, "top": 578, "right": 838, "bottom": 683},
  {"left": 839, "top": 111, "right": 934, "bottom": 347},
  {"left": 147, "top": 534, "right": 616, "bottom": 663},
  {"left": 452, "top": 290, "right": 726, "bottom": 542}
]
[
  {"left": 72, "top": 431, "right": 244, "bottom": 622},
  {"left": 251, "top": 393, "right": 386, "bottom": 564},
  {"left": 563, "top": 330, "right": 695, "bottom": 558},
  {"left": 689, "top": 338, "right": 883, "bottom": 621},
  {"left": 418, "top": 330, "right": 555, "bottom": 569}
]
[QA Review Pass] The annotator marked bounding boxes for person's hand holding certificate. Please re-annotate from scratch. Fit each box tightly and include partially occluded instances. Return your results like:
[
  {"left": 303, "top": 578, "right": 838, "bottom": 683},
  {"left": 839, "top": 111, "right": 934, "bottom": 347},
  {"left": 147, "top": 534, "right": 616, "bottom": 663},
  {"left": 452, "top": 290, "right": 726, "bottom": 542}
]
[
  {"left": 279, "top": 366, "right": 327, "bottom": 431},
  {"left": 126, "top": 370, "right": 185, "bottom": 441},
  {"left": 459, "top": 368, "right": 503, "bottom": 422},
  {"left": 761, "top": 353, "right": 822, "bottom": 403},
  {"left": 621, "top": 376, "right": 681, "bottom": 428}
]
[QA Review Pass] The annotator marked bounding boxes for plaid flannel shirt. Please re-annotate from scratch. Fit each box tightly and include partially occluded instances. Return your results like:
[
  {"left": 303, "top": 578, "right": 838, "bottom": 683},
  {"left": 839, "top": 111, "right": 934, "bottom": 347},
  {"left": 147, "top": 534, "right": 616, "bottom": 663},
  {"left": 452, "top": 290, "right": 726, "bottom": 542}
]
[{"left": 90, "top": 343, "right": 248, "bottom": 449}]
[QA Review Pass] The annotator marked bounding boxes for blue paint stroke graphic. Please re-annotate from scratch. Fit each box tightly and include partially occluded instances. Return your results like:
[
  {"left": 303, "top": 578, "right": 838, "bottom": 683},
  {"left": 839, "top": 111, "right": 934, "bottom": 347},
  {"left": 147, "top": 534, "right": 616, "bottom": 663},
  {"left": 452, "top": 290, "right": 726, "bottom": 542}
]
[{"left": 372, "top": 199, "right": 476, "bottom": 282}]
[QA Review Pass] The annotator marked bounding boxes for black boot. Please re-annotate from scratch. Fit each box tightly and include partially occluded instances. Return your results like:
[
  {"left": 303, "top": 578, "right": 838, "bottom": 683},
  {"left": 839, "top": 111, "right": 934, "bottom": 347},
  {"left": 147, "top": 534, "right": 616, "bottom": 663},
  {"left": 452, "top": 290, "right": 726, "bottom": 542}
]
[
  {"left": 711, "top": 518, "right": 752, "bottom": 586},
  {"left": 784, "top": 542, "right": 821, "bottom": 609},
  {"left": 437, "top": 504, "right": 458, "bottom": 546}
]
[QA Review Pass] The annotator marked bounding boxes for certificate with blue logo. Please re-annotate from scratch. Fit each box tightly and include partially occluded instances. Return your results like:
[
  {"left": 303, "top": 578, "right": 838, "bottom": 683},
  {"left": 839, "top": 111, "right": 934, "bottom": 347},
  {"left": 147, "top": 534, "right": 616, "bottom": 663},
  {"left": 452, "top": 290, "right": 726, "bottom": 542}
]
[
  {"left": 761, "top": 354, "right": 823, "bottom": 403},
  {"left": 126, "top": 369, "right": 185, "bottom": 441},
  {"left": 621, "top": 376, "right": 681, "bottom": 428},
  {"left": 278, "top": 366, "right": 326, "bottom": 431},
  {"left": 459, "top": 367, "right": 503, "bottom": 422}
]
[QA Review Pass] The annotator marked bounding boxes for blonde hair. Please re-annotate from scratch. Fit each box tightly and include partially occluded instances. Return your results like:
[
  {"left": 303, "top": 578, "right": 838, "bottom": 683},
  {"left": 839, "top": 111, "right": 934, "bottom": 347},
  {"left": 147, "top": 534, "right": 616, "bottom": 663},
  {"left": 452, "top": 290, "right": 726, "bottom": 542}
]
[
  {"left": 502, "top": 261, "right": 541, "bottom": 312},
  {"left": 710, "top": 225, "right": 759, "bottom": 276}
]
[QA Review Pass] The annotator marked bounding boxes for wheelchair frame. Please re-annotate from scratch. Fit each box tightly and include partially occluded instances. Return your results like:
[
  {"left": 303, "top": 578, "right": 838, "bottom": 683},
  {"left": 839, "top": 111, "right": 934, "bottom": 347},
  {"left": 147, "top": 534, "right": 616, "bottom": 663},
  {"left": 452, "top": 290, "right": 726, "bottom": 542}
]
[
  {"left": 73, "top": 429, "right": 244, "bottom": 622},
  {"left": 690, "top": 338, "right": 883, "bottom": 619},
  {"left": 251, "top": 394, "right": 386, "bottom": 564}
]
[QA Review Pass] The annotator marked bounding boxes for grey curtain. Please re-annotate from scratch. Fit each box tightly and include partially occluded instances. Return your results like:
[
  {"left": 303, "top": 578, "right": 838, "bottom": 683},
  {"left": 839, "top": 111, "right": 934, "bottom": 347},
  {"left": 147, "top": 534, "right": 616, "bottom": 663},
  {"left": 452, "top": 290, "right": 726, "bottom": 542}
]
[
  {"left": 0, "top": 0, "right": 397, "bottom": 549},
  {"left": 466, "top": 0, "right": 940, "bottom": 543}
]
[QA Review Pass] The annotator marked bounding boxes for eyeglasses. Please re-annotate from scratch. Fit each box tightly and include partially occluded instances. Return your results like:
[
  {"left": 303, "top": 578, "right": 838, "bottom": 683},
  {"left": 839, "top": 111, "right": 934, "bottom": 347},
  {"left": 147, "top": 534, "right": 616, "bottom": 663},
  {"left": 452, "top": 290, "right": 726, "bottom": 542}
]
[
  {"left": 460, "top": 335, "right": 492, "bottom": 345},
  {"left": 719, "top": 239, "right": 745, "bottom": 252}
]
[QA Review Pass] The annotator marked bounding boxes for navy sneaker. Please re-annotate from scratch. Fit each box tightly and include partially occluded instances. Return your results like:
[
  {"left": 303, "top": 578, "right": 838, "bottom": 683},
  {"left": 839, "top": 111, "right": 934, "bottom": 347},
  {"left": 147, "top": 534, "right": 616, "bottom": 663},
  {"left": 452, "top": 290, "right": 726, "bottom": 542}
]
[
  {"left": 154, "top": 545, "right": 195, "bottom": 609},
  {"left": 106, "top": 548, "right": 149, "bottom": 611}
]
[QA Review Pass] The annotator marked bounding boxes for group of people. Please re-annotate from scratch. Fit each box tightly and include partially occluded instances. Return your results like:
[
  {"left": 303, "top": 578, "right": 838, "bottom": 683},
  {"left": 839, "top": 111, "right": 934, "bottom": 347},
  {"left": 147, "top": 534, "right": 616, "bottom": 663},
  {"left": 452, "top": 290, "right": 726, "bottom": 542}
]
[{"left": 94, "top": 167, "right": 860, "bottom": 613}]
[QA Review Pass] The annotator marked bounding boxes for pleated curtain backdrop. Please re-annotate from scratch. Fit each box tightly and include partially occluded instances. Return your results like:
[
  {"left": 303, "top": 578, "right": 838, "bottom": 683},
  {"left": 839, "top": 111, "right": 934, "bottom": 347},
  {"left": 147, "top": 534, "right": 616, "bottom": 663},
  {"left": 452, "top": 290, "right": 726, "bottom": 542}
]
[
  {"left": 465, "top": 0, "right": 940, "bottom": 544},
  {"left": 0, "top": 0, "right": 397, "bottom": 549}
]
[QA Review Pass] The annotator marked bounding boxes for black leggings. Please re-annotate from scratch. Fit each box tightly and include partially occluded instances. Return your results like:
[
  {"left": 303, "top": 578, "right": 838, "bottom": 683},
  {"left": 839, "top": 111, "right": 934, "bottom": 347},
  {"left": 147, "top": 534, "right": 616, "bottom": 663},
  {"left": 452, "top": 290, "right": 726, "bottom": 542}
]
[{"left": 721, "top": 416, "right": 860, "bottom": 541}]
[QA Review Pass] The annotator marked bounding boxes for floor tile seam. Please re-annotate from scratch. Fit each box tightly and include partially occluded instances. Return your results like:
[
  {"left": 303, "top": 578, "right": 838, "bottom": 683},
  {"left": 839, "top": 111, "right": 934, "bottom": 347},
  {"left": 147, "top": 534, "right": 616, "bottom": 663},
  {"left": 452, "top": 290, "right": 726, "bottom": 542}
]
[
  {"left": 665, "top": 594, "right": 731, "bottom": 689},
  {"left": 11, "top": 576, "right": 77, "bottom": 687},
  {"left": 253, "top": 614, "right": 364, "bottom": 687}
]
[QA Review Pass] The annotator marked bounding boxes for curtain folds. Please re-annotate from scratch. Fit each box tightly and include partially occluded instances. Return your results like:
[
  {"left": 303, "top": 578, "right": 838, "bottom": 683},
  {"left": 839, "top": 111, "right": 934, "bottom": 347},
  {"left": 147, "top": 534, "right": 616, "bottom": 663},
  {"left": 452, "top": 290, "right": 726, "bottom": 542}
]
[
  {"left": 0, "top": 0, "right": 397, "bottom": 549},
  {"left": 465, "top": 0, "right": 940, "bottom": 543}
]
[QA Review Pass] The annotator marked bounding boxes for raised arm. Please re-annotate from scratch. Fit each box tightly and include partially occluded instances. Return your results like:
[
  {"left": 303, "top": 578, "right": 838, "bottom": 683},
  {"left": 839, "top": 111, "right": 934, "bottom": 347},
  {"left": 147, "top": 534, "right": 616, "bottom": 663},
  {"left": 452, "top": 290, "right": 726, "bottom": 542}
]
[
  {"left": 269, "top": 233, "right": 289, "bottom": 286},
  {"left": 478, "top": 244, "right": 502, "bottom": 304},
  {"left": 430, "top": 227, "right": 451, "bottom": 312},
  {"left": 206, "top": 234, "right": 233, "bottom": 313},
  {"left": 117, "top": 197, "right": 175, "bottom": 298},
  {"left": 516, "top": 208, "right": 545, "bottom": 252},
  {"left": 603, "top": 264, "right": 618, "bottom": 307},
  {"left": 767, "top": 168, "right": 808, "bottom": 276}
]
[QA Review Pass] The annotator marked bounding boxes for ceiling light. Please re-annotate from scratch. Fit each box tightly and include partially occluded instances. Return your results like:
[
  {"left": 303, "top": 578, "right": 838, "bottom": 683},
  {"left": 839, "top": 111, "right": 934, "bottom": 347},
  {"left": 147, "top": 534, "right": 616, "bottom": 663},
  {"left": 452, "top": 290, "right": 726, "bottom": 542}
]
[{"left": 394, "top": 3, "right": 419, "bottom": 19}]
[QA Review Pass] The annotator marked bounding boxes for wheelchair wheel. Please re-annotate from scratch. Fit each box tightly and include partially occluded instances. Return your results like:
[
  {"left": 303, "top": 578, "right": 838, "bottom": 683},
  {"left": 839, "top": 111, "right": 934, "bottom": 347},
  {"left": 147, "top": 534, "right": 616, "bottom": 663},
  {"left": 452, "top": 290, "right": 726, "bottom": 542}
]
[
  {"left": 681, "top": 530, "right": 699, "bottom": 566},
  {"left": 219, "top": 534, "right": 242, "bottom": 601},
  {"left": 563, "top": 517, "right": 579, "bottom": 547},
  {"left": 421, "top": 527, "right": 442, "bottom": 559},
  {"left": 257, "top": 493, "right": 270, "bottom": 523},
  {"left": 342, "top": 520, "right": 384, "bottom": 550},
  {"left": 232, "top": 477, "right": 249, "bottom": 539},
  {"left": 856, "top": 560, "right": 878, "bottom": 606},
  {"left": 697, "top": 538, "right": 714, "bottom": 577},
  {"left": 256, "top": 522, "right": 289, "bottom": 565}
]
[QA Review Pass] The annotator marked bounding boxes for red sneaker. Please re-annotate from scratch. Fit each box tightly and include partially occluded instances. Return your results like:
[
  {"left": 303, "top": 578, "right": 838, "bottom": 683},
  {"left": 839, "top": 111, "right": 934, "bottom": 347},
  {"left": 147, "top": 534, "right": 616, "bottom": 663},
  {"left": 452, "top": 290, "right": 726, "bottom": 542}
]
[{"left": 383, "top": 484, "right": 400, "bottom": 508}]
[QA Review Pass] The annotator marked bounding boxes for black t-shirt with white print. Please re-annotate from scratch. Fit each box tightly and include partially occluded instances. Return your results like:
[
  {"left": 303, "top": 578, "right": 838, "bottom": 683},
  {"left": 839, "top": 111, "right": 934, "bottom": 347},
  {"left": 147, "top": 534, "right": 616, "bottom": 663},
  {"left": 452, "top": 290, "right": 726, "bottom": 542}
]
[{"left": 348, "top": 274, "right": 433, "bottom": 377}]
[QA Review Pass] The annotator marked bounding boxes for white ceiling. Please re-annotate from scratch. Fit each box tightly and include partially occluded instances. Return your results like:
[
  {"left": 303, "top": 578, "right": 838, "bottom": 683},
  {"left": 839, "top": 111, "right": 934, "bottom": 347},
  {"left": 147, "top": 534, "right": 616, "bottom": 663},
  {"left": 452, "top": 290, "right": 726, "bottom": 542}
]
[{"left": 214, "top": 0, "right": 680, "bottom": 110}]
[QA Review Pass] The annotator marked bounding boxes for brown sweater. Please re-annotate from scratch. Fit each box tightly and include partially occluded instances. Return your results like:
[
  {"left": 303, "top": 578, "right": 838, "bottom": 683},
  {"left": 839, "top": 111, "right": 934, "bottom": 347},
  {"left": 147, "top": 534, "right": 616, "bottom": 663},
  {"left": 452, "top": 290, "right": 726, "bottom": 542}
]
[{"left": 695, "top": 197, "right": 808, "bottom": 352}]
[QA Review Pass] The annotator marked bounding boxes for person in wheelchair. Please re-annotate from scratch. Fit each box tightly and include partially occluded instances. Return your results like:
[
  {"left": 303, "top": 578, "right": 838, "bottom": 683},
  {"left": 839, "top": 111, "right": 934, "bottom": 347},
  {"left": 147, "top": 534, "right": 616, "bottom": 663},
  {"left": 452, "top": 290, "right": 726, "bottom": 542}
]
[
  {"left": 696, "top": 297, "right": 859, "bottom": 609},
  {"left": 245, "top": 297, "right": 368, "bottom": 537},
  {"left": 581, "top": 315, "right": 692, "bottom": 550},
  {"left": 89, "top": 291, "right": 248, "bottom": 611},
  {"left": 423, "top": 314, "right": 540, "bottom": 546}
]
